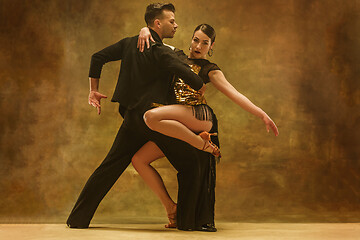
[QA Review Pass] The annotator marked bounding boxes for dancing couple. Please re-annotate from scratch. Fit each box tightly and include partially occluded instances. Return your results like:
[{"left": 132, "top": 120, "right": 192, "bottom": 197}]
[{"left": 66, "top": 2, "right": 278, "bottom": 232}]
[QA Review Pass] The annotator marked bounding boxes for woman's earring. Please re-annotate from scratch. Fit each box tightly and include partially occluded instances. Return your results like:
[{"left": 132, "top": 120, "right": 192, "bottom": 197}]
[
  {"left": 208, "top": 49, "right": 213, "bottom": 57},
  {"left": 189, "top": 46, "right": 192, "bottom": 51}
]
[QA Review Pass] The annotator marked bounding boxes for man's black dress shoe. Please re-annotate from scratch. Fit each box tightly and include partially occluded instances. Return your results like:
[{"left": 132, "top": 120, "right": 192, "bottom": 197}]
[{"left": 195, "top": 223, "right": 217, "bottom": 232}]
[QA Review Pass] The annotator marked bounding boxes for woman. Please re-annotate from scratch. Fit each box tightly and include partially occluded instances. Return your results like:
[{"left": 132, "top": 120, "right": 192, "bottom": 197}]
[{"left": 132, "top": 24, "right": 279, "bottom": 228}]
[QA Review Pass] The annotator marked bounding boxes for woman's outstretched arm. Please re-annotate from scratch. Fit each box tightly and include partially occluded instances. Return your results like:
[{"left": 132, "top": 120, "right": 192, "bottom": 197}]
[{"left": 208, "top": 70, "right": 279, "bottom": 136}]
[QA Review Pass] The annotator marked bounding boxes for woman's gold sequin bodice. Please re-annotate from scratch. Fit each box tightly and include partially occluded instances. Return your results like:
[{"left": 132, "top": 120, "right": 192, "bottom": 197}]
[{"left": 173, "top": 64, "right": 207, "bottom": 105}]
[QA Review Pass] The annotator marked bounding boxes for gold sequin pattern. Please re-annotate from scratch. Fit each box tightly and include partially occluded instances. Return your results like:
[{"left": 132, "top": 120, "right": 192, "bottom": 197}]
[
  {"left": 189, "top": 64, "right": 201, "bottom": 75},
  {"left": 173, "top": 64, "right": 207, "bottom": 105},
  {"left": 151, "top": 102, "right": 164, "bottom": 108}
]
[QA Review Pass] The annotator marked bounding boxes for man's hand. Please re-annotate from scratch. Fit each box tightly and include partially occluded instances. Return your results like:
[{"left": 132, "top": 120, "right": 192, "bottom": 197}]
[
  {"left": 88, "top": 91, "right": 108, "bottom": 115},
  {"left": 137, "top": 27, "right": 154, "bottom": 52},
  {"left": 198, "top": 84, "right": 206, "bottom": 96},
  {"left": 262, "top": 114, "right": 279, "bottom": 136}
]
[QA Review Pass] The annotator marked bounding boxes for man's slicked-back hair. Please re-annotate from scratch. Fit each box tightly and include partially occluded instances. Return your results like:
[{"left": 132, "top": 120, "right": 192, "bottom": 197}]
[{"left": 145, "top": 3, "right": 175, "bottom": 26}]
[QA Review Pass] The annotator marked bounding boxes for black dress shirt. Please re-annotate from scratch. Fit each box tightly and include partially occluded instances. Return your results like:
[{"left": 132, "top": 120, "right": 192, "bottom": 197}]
[{"left": 89, "top": 29, "right": 204, "bottom": 115}]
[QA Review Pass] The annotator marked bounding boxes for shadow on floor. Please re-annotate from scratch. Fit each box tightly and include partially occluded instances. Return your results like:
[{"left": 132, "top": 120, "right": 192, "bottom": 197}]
[{"left": 87, "top": 226, "right": 180, "bottom": 233}]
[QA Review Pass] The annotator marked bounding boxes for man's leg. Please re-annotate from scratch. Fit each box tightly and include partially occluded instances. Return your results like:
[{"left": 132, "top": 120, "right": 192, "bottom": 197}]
[{"left": 66, "top": 112, "right": 148, "bottom": 228}]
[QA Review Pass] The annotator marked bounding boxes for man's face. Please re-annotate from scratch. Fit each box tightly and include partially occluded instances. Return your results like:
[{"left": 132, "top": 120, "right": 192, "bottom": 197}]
[{"left": 158, "top": 10, "right": 178, "bottom": 38}]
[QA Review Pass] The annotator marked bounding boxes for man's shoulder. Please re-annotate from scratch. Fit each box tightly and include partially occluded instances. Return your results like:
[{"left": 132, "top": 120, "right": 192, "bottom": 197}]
[
  {"left": 116, "top": 35, "right": 144, "bottom": 54},
  {"left": 119, "top": 35, "right": 137, "bottom": 43},
  {"left": 151, "top": 42, "right": 176, "bottom": 54}
]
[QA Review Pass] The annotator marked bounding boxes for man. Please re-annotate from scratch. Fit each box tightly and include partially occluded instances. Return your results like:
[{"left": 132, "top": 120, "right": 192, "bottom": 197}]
[{"left": 66, "top": 3, "right": 216, "bottom": 231}]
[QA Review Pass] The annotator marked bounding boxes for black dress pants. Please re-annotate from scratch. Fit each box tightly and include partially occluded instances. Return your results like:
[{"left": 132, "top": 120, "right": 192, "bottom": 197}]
[{"left": 66, "top": 108, "right": 215, "bottom": 230}]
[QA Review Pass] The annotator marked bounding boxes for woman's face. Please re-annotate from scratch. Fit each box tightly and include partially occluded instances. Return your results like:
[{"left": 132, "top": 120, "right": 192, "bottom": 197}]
[{"left": 189, "top": 30, "right": 214, "bottom": 59}]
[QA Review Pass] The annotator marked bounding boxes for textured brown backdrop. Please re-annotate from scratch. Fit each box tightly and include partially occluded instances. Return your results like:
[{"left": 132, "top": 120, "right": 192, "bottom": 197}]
[{"left": 0, "top": 0, "right": 359, "bottom": 223}]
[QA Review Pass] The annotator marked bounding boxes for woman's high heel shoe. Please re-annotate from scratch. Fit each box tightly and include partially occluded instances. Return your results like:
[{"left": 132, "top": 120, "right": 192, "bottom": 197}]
[
  {"left": 165, "top": 204, "right": 177, "bottom": 228},
  {"left": 165, "top": 212, "right": 177, "bottom": 228},
  {"left": 199, "top": 131, "right": 221, "bottom": 158}
]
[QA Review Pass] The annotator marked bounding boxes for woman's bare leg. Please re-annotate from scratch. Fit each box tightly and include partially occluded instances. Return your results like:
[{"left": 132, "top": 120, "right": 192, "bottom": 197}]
[
  {"left": 144, "top": 105, "right": 214, "bottom": 151},
  {"left": 131, "top": 141, "right": 176, "bottom": 227}
]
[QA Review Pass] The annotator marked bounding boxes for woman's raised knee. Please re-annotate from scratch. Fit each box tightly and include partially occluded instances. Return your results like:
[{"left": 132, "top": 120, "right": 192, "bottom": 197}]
[{"left": 143, "top": 109, "right": 160, "bottom": 130}]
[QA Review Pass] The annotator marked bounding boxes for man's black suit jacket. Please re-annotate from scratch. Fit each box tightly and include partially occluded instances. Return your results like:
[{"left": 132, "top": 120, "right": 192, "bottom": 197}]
[{"left": 89, "top": 29, "right": 203, "bottom": 115}]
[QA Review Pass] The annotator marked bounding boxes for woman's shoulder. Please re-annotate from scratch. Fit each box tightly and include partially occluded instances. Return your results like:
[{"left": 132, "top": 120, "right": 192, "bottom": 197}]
[
  {"left": 187, "top": 59, "right": 220, "bottom": 84},
  {"left": 202, "top": 59, "right": 221, "bottom": 74},
  {"left": 206, "top": 60, "right": 220, "bottom": 71}
]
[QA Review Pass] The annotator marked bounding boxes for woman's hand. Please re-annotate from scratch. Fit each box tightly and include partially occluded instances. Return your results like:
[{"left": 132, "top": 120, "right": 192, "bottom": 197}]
[
  {"left": 262, "top": 114, "right": 279, "bottom": 136},
  {"left": 137, "top": 27, "right": 154, "bottom": 52}
]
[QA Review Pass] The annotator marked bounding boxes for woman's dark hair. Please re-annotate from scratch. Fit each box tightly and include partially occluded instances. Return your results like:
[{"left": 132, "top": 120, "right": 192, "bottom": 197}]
[
  {"left": 145, "top": 3, "right": 175, "bottom": 26},
  {"left": 193, "top": 24, "right": 216, "bottom": 43}
]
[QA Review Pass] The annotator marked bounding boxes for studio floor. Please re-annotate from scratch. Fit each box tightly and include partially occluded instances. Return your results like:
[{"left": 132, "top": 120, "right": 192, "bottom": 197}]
[{"left": 1, "top": 222, "right": 360, "bottom": 240}]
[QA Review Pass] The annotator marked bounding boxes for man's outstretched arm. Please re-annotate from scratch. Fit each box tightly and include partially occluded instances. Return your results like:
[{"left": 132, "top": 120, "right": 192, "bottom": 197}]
[{"left": 87, "top": 38, "right": 128, "bottom": 114}]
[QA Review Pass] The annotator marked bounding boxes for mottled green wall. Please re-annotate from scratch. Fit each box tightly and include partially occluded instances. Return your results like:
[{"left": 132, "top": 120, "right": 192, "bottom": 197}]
[{"left": 0, "top": 0, "right": 359, "bottom": 223}]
